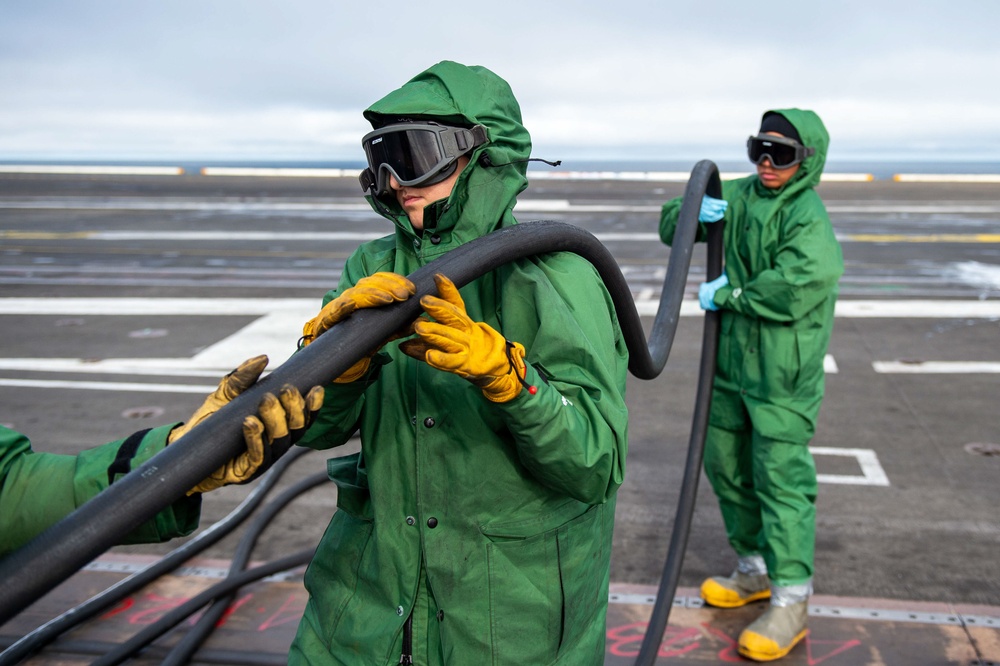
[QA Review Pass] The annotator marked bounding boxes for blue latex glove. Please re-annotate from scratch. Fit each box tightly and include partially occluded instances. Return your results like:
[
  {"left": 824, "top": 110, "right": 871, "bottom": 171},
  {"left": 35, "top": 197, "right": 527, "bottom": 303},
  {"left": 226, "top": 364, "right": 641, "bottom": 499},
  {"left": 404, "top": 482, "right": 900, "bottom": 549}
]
[
  {"left": 699, "top": 273, "right": 729, "bottom": 311},
  {"left": 699, "top": 195, "right": 728, "bottom": 222}
]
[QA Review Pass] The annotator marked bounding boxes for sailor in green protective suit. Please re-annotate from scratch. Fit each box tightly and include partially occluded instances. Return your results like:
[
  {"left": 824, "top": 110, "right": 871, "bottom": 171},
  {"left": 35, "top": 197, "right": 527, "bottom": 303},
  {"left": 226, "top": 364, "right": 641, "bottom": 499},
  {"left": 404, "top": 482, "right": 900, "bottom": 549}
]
[
  {"left": 660, "top": 109, "right": 843, "bottom": 662},
  {"left": 289, "top": 61, "right": 629, "bottom": 665},
  {"left": 0, "top": 355, "right": 323, "bottom": 556}
]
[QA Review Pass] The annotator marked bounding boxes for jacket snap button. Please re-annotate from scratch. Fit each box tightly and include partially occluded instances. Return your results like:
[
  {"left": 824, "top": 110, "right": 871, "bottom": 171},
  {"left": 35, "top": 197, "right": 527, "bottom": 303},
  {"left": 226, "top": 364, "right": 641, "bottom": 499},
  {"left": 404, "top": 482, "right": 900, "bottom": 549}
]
[
  {"left": 427, "top": 517, "right": 438, "bottom": 528},
  {"left": 423, "top": 417, "right": 435, "bottom": 428},
  {"left": 430, "top": 234, "right": 442, "bottom": 245},
  {"left": 413, "top": 238, "right": 421, "bottom": 249},
  {"left": 396, "top": 606, "right": 405, "bottom": 616},
  {"left": 437, "top": 609, "right": 445, "bottom": 621},
  {"left": 406, "top": 516, "right": 415, "bottom": 526}
]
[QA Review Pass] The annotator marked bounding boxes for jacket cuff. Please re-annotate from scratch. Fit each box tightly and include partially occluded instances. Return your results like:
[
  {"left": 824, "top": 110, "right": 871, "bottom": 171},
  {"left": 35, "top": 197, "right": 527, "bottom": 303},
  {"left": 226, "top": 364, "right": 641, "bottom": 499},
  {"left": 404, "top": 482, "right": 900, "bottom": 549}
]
[
  {"left": 132, "top": 423, "right": 179, "bottom": 469},
  {"left": 115, "top": 423, "right": 203, "bottom": 542},
  {"left": 714, "top": 284, "right": 735, "bottom": 308}
]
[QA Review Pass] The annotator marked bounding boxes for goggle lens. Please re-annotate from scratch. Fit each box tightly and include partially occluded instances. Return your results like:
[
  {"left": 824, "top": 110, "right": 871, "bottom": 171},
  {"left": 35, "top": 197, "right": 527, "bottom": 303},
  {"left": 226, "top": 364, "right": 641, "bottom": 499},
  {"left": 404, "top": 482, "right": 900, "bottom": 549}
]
[
  {"left": 747, "top": 135, "right": 811, "bottom": 169},
  {"left": 364, "top": 128, "right": 447, "bottom": 183},
  {"left": 360, "top": 122, "right": 486, "bottom": 195}
]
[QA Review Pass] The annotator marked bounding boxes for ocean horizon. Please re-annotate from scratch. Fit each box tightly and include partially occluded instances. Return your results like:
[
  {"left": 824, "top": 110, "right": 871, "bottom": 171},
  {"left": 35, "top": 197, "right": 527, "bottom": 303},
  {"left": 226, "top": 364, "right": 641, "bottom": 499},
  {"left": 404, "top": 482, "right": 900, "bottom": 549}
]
[{"left": 3, "top": 157, "right": 1000, "bottom": 180}]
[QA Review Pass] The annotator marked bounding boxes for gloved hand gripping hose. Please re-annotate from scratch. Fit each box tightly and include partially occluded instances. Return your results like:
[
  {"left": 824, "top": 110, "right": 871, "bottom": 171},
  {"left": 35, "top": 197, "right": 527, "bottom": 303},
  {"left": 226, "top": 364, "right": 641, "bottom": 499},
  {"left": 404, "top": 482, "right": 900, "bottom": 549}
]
[{"left": 0, "top": 161, "right": 723, "bottom": 645}]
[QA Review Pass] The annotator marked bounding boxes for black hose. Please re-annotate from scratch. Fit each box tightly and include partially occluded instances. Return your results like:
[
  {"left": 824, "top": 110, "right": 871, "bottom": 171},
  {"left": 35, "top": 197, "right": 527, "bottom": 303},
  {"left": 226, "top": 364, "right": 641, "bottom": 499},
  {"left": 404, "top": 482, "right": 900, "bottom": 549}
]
[
  {"left": 0, "top": 446, "right": 311, "bottom": 666},
  {"left": 635, "top": 216, "right": 724, "bottom": 664},
  {"left": 160, "top": 472, "right": 329, "bottom": 666},
  {"left": 0, "top": 161, "right": 722, "bottom": 642},
  {"left": 89, "top": 548, "right": 314, "bottom": 666},
  {"left": 0, "top": 638, "right": 289, "bottom": 666}
]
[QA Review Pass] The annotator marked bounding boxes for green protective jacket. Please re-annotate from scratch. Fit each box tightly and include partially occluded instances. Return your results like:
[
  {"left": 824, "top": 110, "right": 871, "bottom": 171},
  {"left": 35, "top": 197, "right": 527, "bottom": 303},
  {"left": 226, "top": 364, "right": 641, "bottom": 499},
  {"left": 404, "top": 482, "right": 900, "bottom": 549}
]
[
  {"left": 0, "top": 424, "right": 201, "bottom": 556},
  {"left": 290, "top": 61, "right": 629, "bottom": 665},
  {"left": 660, "top": 109, "right": 843, "bottom": 442}
]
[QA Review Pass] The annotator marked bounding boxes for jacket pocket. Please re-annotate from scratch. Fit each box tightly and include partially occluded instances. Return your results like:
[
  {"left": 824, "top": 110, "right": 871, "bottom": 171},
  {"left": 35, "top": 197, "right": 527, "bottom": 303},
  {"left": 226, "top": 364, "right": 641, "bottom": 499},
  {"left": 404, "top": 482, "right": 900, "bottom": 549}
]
[
  {"left": 482, "top": 502, "right": 608, "bottom": 665},
  {"left": 485, "top": 527, "right": 561, "bottom": 665},
  {"left": 555, "top": 503, "right": 609, "bottom": 659},
  {"left": 327, "top": 452, "right": 373, "bottom": 521},
  {"left": 301, "top": 508, "right": 375, "bottom": 650},
  {"left": 715, "top": 314, "right": 735, "bottom": 384},
  {"left": 299, "top": 453, "right": 376, "bottom": 649}
]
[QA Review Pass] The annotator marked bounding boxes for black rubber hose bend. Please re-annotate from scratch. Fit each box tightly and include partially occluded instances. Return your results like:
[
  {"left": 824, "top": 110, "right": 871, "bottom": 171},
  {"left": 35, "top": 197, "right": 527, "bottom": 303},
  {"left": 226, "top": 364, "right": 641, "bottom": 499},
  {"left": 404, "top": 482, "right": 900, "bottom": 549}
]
[
  {"left": 89, "top": 548, "right": 315, "bottom": 666},
  {"left": 0, "top": 160, "right": 722, "bottom": 631}
]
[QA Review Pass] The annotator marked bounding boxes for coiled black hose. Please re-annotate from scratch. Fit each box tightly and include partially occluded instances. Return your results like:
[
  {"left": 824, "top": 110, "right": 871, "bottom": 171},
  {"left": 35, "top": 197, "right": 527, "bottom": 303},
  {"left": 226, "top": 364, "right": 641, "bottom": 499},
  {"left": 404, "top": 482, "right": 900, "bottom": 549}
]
[
  {"left": 94, "top": 548, "right": 315, "bottom": 666},
  {"left": 159, "top": 472, "right": 329, "bottom": 666},
  {"left": 0, "top": 161, "right": 723, "bottom": 659},
  {"left": 95, "top": 472, "right": 329, "bottom": 666},
  {"left": 0, "top": 447, "right": 312, "bottom": 665}
]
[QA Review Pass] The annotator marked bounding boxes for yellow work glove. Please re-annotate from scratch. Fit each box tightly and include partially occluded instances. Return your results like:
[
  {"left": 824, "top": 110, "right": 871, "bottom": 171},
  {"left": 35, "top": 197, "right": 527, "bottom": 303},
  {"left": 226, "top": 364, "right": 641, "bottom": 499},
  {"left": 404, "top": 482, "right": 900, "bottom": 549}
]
[
  {"left": 399, "top": 274, "right": 529, "bottom": 403},
  {"left": 168, "top": 355, "right": 325, "bottom": 495},
  {"left": 300, "top": 272, "right": 416, "bottom": 383}
]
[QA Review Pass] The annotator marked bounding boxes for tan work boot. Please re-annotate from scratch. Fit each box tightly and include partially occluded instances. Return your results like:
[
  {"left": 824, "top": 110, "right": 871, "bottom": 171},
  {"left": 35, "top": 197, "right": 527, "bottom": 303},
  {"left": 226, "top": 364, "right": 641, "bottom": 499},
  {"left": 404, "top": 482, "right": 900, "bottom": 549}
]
[
  {"left": 700, "top": 571, "right": 771, "bottom": 608},
  {"left": 738, "top": 600, "right": 809, "bottom": 661}
]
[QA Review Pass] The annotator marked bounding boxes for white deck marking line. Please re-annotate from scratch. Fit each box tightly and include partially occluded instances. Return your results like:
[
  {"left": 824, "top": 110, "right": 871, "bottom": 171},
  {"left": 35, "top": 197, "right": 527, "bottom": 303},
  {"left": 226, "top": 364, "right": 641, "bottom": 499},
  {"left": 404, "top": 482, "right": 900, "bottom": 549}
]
[
  {"left": 5, "top": 198, "right": 1000, "bottom": 214},
  {"left": 0, "top": 165, "right": 184, "bottom": 176},
  {"left": 607, "top": 593, "right": 999, "bottom": 627},
  {"left": 1, "top": 300, "right": 996, "bottom": 383},
  {"left": 8, "top": 297, "right": 996, "bottom": 319},
  {"left": 0, "top": 297, "right": 316, "bottom": 315},
  {"left": 873, "top": 361, "right": 1000, "bottom": 373},
  {"left": 634, "top": 299, "right": 1000, "bottom": 318},
  {"left": 200, "top": 167, "right": 351, "bottom": 177},
  {"left": 0, "top": 298, "right": 316, "bottom": 370},
  {"left": 0, "top": 378, "right": 213, "bottom": 393}
]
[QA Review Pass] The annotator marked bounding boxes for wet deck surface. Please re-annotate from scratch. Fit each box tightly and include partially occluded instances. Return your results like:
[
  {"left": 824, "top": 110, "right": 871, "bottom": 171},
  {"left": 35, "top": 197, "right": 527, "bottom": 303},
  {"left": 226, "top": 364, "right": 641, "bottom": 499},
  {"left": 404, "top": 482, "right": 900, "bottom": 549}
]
[{"left": 2, "top": 554, "right": 997, "bottom": 664}]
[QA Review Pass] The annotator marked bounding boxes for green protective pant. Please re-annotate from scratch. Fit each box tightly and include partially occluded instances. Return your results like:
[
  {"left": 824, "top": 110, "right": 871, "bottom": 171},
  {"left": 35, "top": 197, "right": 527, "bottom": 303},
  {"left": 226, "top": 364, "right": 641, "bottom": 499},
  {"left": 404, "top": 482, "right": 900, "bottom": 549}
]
[{"left": 703, "top": 424, "right": 817, "bottom": 586}]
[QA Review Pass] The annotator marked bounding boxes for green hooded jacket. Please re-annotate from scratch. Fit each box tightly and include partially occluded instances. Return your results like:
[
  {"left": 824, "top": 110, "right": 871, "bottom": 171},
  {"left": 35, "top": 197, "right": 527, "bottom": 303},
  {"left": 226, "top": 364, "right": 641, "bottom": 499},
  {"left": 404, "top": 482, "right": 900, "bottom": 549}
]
[
  {"left": 289, "top": 62, "right": 629, "bottom": 665},
  {"left": 660, "top": 109, "right": 843, "bottom": 442},
  {"left": 0, "top": 424, "right": 201, "bottom": 556}
]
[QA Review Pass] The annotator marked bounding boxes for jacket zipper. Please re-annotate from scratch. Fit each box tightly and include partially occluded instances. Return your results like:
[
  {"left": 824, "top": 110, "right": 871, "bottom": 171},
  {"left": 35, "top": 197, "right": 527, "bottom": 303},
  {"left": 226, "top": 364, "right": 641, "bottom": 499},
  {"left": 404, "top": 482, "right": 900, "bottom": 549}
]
[{"left": 399, "top": 611, "right": 413, "bottom": 665}]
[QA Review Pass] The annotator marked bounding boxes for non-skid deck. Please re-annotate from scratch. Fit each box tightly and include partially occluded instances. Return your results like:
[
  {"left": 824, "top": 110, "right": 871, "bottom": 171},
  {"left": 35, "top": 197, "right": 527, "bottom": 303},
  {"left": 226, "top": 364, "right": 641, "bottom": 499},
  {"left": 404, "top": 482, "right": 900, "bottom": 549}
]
[{"left": 2, "top": 554, "right": 996, "bottom": 665}]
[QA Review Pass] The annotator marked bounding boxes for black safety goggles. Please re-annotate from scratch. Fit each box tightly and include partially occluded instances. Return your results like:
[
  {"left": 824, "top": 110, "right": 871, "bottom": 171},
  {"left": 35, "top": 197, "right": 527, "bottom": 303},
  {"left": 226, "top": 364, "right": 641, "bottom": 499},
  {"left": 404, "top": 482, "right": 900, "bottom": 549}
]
[
  {"left": 359, "top": 122, "right": 488, "bottom": 195},
  {"left": 746, "top": 134, "right": 815, "bottom": 169}
]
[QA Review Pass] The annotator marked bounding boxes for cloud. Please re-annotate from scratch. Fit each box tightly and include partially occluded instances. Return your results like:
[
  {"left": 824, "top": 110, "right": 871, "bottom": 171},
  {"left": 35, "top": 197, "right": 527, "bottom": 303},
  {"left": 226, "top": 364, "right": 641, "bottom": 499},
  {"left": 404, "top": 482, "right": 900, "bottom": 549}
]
[{"left": 1, "top": 0, "right": 999, "bottom": 161}]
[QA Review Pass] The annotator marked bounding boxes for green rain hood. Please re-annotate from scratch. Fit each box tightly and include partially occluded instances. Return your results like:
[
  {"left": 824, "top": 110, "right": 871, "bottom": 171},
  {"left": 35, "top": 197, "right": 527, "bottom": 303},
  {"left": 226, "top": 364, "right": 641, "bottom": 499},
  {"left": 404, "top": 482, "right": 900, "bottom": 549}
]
[{"left": 290, "top": 61, "right": 629, "bottom": 665}]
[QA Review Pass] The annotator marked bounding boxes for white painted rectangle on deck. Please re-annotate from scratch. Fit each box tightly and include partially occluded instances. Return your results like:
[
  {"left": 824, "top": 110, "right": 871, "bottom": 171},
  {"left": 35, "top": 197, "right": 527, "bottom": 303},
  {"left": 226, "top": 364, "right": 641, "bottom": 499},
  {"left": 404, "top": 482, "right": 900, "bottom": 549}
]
[{"left": 811, "top": 447, "right": 890, "bottom": 486}]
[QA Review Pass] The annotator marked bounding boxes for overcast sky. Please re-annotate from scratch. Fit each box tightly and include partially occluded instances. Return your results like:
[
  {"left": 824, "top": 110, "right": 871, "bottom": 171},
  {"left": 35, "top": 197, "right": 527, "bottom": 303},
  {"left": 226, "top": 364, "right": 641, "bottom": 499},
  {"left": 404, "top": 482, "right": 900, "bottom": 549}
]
[{"left": 1, "top": 0, "right": 998, "bottom": 164}]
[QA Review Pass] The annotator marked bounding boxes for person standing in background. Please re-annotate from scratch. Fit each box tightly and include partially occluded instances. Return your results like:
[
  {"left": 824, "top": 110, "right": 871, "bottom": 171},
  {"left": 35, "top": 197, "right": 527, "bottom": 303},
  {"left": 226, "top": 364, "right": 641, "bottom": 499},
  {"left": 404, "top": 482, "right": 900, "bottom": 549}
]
[{"left": 659, "top": 109, "right": 843, "bottom": 661}]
